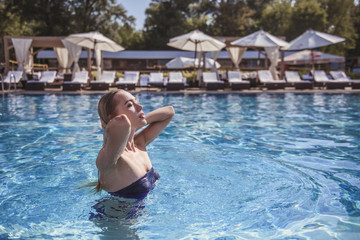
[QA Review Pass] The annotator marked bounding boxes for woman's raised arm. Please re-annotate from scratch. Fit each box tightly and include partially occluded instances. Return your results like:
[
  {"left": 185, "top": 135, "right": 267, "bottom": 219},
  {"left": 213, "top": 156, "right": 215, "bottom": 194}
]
[
  {"left": 135, "top": 106, "right": 175, "bottom": 147},
  {"left": 96, "top": 114, "right": 131, "bottom": 172}
]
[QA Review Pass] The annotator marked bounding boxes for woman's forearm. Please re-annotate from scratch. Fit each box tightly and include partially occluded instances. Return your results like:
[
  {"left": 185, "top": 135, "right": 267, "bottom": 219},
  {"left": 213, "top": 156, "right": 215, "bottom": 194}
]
[{"left": 145, "top": 106, "right": 175, "bottom": 125}]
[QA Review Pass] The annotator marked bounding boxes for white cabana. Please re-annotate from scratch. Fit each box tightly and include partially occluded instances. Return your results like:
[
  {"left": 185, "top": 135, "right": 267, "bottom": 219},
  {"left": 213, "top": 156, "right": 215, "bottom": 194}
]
[
  {"left": 285, "top": 29, "right": 345, "bottom": 50},
  {"left": 167, "top": 29, "right": 226, "bottom": 84},
  {"left": 65, "top": 31, "right": 124, "bottom": 79},
  {"left": 54, "top": 47, "right": 73, "bottom": 73},
  {"left": 285, "top": 29, "right": 346, "bottom": 70},
  {"left": 231, "top": 30, "right": 289, "bottom": 80},
  {"left": 61, "top": 39, "right": 83, "bottom": 73},
  {"left": 11, "top": 38, "right": 32, "bottom": 74},
  {"left": 226, "top": 46, "right": 247, "bottom": 70}
]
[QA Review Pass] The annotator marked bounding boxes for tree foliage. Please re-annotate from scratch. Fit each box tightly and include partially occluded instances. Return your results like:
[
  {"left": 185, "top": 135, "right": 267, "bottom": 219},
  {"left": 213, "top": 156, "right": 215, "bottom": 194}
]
[
  {"left": 0, "top": 0, "right": 359, "bottom": 56},
  {"left": 143, "top": 0, "right": 197, "bottom": 49},
  {"left": 0, "top": 0, "right": 136, "bottom": 46},
  {"left": 209, "top": 0, "right": 255, "bottom": 36}
]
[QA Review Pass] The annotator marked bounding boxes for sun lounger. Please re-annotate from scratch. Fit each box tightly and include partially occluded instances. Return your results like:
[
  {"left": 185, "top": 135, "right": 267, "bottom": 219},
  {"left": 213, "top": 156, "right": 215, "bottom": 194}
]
[
  {"left": 166, "top": 72, "right": 185, "bottom": 90},
  {"left": 1, "top": 71, "right": 23, "bottom": 90},
  {"left": 116, "top": 71, "right": 139, "bottom": 90},
  {"left": 312, "top": 70, "right": 349, "bottom": 89},
  {"left": 148, "top": 73, "right": 165, "bottom": 87},
  {"left": 258, "top": 70, "right": 286, "bottom": 90},
  {"left": 284, "top": 71, "right": 313, "bottom": 89},
  {"left": 62, "top": 71, "right": 89, "bottom": 91},
  {"left": 202, "top": 72, "right": 225, "bottom": 90},
  {"left": 227, "top": 71, "right": 250, "bottom": 90},
  {"left": 330, "top": 70, "right": 360, "bottom": 89},
  {"left": 90, "top": 71, "right": 116, "bottom": 90},
  {"left": 25, "top": 71, "right": 57, "bottom": 90}
]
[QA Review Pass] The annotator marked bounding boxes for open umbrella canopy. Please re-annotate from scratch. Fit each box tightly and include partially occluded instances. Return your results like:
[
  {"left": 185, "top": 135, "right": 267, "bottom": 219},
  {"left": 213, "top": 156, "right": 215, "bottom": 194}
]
[
  {"left": 166, "top": 57, "right": 221, "bottom": 69},
  {"left": 285, "top": 29, "right": 345, "bottom": 50},
  {"left": 283, "top": 50, "right": 345, "bottom": 65},
  {"left": 231, "top": 30, "right": 289, "bottom": 48},
  {"left": 65, "top": 31, "right": 124, "bottom": 52},
  {"left": 167, "top": 29, "right": 225, "bottom": 52}
]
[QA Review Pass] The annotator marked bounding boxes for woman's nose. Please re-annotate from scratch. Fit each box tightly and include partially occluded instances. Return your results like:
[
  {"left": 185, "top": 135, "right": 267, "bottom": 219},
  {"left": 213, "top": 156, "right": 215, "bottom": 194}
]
[{"left": 136, "top": 103, "right": 143, "bottom": 111}]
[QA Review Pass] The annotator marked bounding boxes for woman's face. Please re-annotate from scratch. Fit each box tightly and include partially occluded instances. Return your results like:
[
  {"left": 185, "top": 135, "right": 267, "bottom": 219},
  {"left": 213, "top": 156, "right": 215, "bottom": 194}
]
[{"left": 110, "top": 91, "right": 146, "bottom": 129}]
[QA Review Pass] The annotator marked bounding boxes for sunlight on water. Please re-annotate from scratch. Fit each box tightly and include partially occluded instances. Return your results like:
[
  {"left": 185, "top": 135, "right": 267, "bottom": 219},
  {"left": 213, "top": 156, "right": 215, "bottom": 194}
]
[{"left": 0, "top": 92, "right": 359, "bottom": 239}]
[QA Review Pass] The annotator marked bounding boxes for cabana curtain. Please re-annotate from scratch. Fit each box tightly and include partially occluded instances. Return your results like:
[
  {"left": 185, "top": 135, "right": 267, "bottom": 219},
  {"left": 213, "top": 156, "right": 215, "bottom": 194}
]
[
  {"left": 265, "top": 46, "right": 279, "bottom": 80},
  {"left": 61, "top": 39, "right": 82, "bottom": 73},
  {"left": 211, "top": 50, "right": 220, "bottom": 79},
  {"left": 11, "top": 38, "right": 32, "bottom": 72},
  {"left": 54, "top": 47, "right": 73, "bottom": 73},
  {"left": 226, "top": 47, "right": 247, "bottom": 70},
  {"left": 95, "top": 47, "right": 102, "bottom": 80}
]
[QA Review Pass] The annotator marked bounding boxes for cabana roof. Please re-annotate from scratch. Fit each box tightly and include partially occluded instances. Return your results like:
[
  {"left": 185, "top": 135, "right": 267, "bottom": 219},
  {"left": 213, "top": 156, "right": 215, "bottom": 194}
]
[
  {"left": 4, "top": 35, "right": 66, "bottom": 48},
  {"left": 3, "top": 35, "right": 67, "bottom": 72}
]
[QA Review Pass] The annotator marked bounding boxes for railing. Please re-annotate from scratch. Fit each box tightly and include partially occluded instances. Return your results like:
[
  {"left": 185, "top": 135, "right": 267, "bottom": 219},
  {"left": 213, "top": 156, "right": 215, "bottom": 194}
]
[
  {"left": 8, "top": 60, "right": 48, "bottom": 72},
  {"left": 1, "top": 73, "right": 16, "bottom": 93}
]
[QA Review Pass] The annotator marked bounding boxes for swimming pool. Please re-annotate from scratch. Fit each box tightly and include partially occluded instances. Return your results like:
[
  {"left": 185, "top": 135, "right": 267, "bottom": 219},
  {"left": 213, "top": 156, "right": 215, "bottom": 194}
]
[{"left": 0, "top": 92, "right": 359, "bottom": 239}]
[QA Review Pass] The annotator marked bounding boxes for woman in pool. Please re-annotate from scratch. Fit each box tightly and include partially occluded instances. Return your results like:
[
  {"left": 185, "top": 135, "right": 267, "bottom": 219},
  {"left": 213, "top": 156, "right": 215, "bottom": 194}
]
[{"left": 95, "top": 89, "right": 174, "bottom": 199}]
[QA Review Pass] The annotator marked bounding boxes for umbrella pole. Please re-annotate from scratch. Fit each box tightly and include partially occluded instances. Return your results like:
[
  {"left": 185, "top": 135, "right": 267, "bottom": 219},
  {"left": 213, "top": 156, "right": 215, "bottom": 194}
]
[
  {"left": 256, "top": 49, "right": 260, "bottom": 84},
  {"left": 311, "top": 49, "right": 315, "bottom": 70},
  {"left": 280, "top": 50, "right": 285, "bottom": 79},
  {"left": 193, "top": 41, "right": 197, "bottom": 86}
]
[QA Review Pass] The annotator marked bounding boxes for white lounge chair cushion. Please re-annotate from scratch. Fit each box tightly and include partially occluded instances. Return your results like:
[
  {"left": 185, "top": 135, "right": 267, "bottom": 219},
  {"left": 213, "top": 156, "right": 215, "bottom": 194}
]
[
  {"left": 168, "top": 72, "right": 183, "bottom": 83},
  {"left": 202, "top": 72, "right": 223, "bottom": 83},
  {"left": 97, "top": 71, "right": 116, "bottom": 83},
  {"left": 329, "top": 71, "right": 351, "bottom": 82},
  {"left": 228, "top": 71, "right": 249, "bottom": 83},
  {"left": 4, "top": 71, "right": 23, "bottom": 83},
  {"left": 71, "top": 71, "right": 89, "bottom": 84},
  {"left": 149, "top": 73, "right": 164, "bottom": 83},
  {"left": 285, "top": 71, "right": 303, "bottom": 82},
  {"left": 258, "top": 70, "right": 285, "bottom": 83},
  {"left": 116, "top": 72, "right": 140, "bottom": 85},
  {"left": 38, "top": 71, "right": 57, "bottom": 83}
]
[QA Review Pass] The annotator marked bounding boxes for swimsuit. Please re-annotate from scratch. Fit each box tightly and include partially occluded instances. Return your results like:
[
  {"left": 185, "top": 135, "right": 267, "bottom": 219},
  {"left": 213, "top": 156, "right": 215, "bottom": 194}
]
[{"left": 108, "top": 168, "right": 160, "bottom": 199}]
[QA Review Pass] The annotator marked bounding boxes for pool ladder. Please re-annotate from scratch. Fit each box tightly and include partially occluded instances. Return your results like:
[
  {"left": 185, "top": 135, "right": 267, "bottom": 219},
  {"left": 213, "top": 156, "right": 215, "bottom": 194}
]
[{"left": 1, "top": 73, "right": 17, "bottom": 93}]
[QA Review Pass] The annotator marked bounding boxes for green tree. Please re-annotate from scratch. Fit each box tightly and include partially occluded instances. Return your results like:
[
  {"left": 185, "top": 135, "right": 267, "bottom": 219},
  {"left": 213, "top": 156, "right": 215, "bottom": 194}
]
[
  {"left": 5, "top": 0, "right": 73, "bottom": 35},
  {"left": 247, "top": 0, "right": 274, "bottom": 22},
  {"left": 209, "top": 0, "right": 255, "bottom": 36},
  {"left": 350, "top": 2, "right": 360, "bottom": 56},
  {"left": 288, "top": 0, "right": 327, "bottom": 40},
  {"left": 1, "top": 0, "right": 137, "bottom": 47},
  {"left": 322, "top": 0, "right": 357, "bottom": 55},
  {"left": 143, "top": 0, "right": 197, "bottom": 50},
  {"left": 260, "top": 0, "right": 292, "bottom": 39}
]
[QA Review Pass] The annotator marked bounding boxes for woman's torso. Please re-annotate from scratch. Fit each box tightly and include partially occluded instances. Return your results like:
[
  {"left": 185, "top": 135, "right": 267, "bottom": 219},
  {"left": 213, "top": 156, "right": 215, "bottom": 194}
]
[{"left": 97, "top": 145, "right": 153, "bottom": 193}]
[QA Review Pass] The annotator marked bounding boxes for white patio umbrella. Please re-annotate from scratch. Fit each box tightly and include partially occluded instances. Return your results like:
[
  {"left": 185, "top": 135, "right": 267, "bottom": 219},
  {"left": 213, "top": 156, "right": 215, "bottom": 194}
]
[
  {"left": 231, "top": 30, "right": 289, "bottom": 79},
  {"left": 65, "top": 31, "right": 124, "bottom": 78},
  {"left": 166, "top": 57, "right": 221, "bottom": 69},
  {"left": 284, "top": 50, "right": 345, "bottom": 65},
  {"left": 167, "top": 29, "right": 225, "bottom": 84},
  {"left": 284, "top": 29, "right": 345, "bottom": 69},
  {"left": 231, "top": 29, "right": 289, "bottom": 48}
]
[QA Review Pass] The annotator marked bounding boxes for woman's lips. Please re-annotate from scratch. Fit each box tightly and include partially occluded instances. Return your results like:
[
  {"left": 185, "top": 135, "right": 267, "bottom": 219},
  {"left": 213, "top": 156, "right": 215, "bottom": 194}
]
[{"left": 139, "top": 112, "right": 145, "bottom": 119}]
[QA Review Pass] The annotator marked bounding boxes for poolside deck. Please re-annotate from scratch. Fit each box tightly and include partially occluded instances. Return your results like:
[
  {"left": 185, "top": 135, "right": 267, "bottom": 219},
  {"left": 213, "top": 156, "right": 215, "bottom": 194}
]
[{"left": 2, "top": 86, "right": 360, "bottom": 95}]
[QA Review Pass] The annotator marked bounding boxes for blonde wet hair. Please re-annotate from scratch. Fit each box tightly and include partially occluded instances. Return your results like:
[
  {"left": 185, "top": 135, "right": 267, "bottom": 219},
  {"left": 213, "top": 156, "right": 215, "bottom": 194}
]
[
  {"left": 98, "top": 89, "right": 127, "bottom": 124},
  {"left": 90, "top": 89, "right": 127, "bottom": 192}
]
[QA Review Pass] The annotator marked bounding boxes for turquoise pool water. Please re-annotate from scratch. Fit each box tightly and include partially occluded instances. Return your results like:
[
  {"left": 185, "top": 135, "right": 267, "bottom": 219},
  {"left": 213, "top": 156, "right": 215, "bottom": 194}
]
[{"left": 0, "top": 92, "right": 359, "bottom": 239}]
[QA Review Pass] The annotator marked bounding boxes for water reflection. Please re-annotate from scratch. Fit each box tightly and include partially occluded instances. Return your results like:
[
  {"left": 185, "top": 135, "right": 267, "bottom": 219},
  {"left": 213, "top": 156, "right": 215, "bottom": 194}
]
[{"left": 90, "top": 196, "right": 145, "bottom": 239}]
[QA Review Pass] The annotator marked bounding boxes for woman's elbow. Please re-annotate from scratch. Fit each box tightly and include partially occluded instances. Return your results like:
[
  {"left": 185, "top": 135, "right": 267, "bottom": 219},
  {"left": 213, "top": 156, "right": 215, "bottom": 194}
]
[
  {"left": 167, "top": 106, "right": 175, "bottom": 117},
  {"left": 109, "top": 114, "right": 131, "bottom": 130}
]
